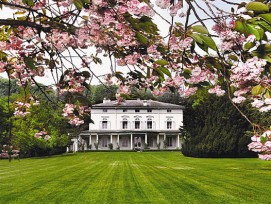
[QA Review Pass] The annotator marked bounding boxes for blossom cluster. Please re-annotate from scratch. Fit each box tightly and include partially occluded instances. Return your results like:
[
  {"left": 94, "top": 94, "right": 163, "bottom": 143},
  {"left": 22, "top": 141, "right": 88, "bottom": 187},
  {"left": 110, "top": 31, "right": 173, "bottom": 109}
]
[
  {"left": 62, "top": 104, "right": 90, "bottom": 126},
  {"left": 248, "top": 131, "right": 271, "bottom": 160},
  {"left": 34, "top": 131, "right": 51, "bottom": 140}
]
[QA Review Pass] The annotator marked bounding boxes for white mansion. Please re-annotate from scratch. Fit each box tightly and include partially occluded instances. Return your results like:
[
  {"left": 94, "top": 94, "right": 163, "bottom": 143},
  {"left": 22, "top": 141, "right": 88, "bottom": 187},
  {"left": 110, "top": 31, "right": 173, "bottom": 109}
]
[{"left": 72, "top": 99, "right": 184, "bottom": 151}]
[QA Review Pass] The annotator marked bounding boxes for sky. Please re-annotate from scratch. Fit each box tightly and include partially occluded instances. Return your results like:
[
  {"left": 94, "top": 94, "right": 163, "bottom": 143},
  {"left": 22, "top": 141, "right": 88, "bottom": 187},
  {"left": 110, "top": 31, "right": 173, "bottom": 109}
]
[{"left": 0, "top": 0, "right": 245, "bottom": 86}]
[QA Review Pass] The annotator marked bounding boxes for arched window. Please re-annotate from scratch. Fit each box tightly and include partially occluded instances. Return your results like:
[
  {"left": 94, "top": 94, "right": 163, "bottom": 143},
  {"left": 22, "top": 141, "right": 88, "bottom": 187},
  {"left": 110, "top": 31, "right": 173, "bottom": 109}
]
[
  {"left": 135, "top": 117, "right": 140, "bottom": 129},
  {"left": 122, "top": 118, "right": 128, "bottom": 129},
  {"left": 147, "top": 118, "right": 152, "bottom": 129}
]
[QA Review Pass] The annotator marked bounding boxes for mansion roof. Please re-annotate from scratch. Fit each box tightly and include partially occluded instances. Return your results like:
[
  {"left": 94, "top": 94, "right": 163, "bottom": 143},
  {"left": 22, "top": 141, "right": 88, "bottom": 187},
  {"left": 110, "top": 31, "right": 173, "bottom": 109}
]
[{"left": 93, "top": 99, "right": 183, "bottom": 109}]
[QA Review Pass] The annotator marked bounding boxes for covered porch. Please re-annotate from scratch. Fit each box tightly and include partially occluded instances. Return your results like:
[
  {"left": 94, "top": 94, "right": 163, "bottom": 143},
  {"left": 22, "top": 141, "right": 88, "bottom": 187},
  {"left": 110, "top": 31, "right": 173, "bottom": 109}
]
[{"left": 72, "top": 131, "right": 182, "bottom": 151}]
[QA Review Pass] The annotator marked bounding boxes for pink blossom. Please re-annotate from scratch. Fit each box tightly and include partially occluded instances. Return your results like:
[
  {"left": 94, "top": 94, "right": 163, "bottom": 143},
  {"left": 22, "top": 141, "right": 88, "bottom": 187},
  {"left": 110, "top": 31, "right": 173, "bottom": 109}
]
[
  {"left": 264, "top": 98, "right": 271, "bottom": 105},
  {"left": 155, "top": 0, "right": 170, "bottom": 9},
  {"left": 251, "top": 99, "right": 264, "bottom": 108},
  {"left": 251, "top": 135, "right": 260, "bottom": 142},
  {"left": 248, "top": 142, "right": 263, "bottom": 152},
  {"left": 232, "top": 96, "right": 246, "bottom": 103},
  {"left": 208, "top": 85, "right": 225, "bottom": 96},
  {"left": 258, "top": 154, "right": 271, "bottom": 160},
  {"left": 169, "top": 2, "right": 182, "bottom": 16},
  {"left": 259, "top": 105, "right": 271, "bottom": 112},
  {"left": 179, "top": 87, "right": 198, "bottom": 98},
  {"left": 117, "top": 85, "right": 131, "bottom": 95}
]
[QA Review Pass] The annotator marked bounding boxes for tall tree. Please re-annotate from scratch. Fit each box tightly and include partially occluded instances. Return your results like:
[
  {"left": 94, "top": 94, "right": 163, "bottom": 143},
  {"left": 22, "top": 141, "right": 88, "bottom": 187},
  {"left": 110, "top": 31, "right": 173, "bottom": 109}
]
[{"left": 182, "top": 93, "right": 256, "bottom": 158}]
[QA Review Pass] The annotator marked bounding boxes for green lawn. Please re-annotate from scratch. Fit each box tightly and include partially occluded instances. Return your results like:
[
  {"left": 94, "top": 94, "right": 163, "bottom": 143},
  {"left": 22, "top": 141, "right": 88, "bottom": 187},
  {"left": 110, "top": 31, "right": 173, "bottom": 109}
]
[{"left": 1, "top": 152, "right": 271, "bottom": 204}]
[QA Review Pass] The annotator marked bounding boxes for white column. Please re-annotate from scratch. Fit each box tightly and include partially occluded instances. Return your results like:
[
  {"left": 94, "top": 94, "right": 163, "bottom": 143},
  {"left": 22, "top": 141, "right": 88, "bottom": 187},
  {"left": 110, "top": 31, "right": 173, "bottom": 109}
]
[
  {"left": 117, "top": 134, "right": 120, "bottom": 144},
  {"left": 96, "top": 134, "right": 99, "bottom": 142},
  {"left": 74, "top": 139, "right": 78, "bottom": 152},
  {"left": 131, "top": 134, "right": 133, "bottom": 150},
  {"left": 110, "top": 134, "right": 113, "bottom": 143},
  {"left": 145, "top": 134, "right": 147, "bottom": 144},
  {"left": 89, "top": 135, "right": 92, "bottom": 145},
  {"left": 177, "top": 134, "right": 180, "bottom": 148},
  {"left": 164, "top": 133, "right": 166, "bottom": 141},
  {"left": 157, "top": 134, "right": 159, "bottom": 144}
]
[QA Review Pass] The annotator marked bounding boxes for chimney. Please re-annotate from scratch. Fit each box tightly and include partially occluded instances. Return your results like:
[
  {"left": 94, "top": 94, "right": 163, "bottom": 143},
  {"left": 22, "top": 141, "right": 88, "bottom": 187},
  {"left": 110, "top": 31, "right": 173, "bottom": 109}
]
[
  {"left": 143, "top": 100, "right": 148, "bottom": 106},
  {"left": 103, "top": 98, "right": 111, "bottom": 103}
]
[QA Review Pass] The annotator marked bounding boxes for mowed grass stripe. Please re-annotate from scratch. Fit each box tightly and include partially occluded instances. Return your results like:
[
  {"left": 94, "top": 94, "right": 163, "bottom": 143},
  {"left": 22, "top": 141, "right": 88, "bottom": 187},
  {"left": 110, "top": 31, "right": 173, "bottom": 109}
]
[{"left": 1, "top": 152, "right": 271, "bottom": 204}]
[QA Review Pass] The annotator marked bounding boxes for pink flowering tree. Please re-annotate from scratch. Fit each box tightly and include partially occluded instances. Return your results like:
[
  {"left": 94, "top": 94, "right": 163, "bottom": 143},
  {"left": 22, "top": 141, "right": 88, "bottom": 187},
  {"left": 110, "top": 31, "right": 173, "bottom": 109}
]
[{"left": 0, "top": 0, "right": 271, "bottom": 159}]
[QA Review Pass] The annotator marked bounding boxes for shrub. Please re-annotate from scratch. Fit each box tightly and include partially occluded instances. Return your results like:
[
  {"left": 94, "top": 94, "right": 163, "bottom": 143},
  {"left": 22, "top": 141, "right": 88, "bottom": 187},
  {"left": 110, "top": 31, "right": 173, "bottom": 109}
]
[
  {"left": 156, "top": 142, "right": 161, "bottom": 150},
  {"left": 163, "top": 140, "right": 168, "bottom": 149},
  {"left": 108, "top": 143, "right": 113, "bottom": 150},
  {"left": 94, "top": 142, "right": 99, "bottom": 150},
  {"left": 116, "top": 143, "right": 120, "bottom": 150}
]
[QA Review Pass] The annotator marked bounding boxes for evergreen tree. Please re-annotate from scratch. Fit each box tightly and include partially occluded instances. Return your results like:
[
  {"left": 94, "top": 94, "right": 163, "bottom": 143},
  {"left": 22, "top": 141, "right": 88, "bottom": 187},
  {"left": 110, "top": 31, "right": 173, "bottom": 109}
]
[{"left": 182, "top": 93, "right": 256, "bottom": 158}]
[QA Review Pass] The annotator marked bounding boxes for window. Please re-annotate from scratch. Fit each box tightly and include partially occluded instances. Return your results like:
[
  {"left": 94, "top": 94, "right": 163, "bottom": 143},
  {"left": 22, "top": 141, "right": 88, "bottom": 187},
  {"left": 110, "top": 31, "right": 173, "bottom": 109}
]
[
  {"left": 103, "top": 109, "right": 107, "bottom": 112},
  {"left": 147, "top": 137, "right": 154, "bottom": 147},
  {"left": 102, "top": 120, "right": 108, "bottom": 129},
  {"left": 167, "top": 121, "right": 172, "bottom": 129},
  {"left": 147, "top": 118, "right": 152, "bottom": 129},
  {"left": 135, "top": 109, "right": 140, "bottom": 112},
  {"left": 167, "top": 137, "right": 173, "bottom": 147},
  {"left": 121, "top": 137, "right": 129, "bottom": 147},
  {"left": 101, "top": 137, "right": 108, "bottom": 147},
  {"left": 167, "top": 109, "right": 172, "bottom": 112},
  {"left": 147, "top": 109, "right": 152, "bottom": 112},
  {"left": 134, "top": 137, "right": 142, "bottom": 147},
  {"left": 135, "top": 121, "right": 140, "bottom": 129},
  {"left": 122, "top": 121, "right": 128, "bottom": 129},
  {"left": 123, "top": 109, "right": 127, "bottom": 112}
]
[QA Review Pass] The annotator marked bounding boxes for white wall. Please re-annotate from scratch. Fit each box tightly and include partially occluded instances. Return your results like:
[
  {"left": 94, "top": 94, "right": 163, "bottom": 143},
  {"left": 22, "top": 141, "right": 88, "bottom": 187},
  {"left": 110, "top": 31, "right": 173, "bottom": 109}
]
[{"left": 89, "top": 108, "right": 183, "bottom": 131}]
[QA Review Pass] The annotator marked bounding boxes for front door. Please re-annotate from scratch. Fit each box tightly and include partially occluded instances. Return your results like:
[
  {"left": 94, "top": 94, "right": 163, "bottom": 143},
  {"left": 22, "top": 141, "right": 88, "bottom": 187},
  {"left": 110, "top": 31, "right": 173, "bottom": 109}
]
[{"left": 134, "top": 136, "right": 143, "bottom": 149}]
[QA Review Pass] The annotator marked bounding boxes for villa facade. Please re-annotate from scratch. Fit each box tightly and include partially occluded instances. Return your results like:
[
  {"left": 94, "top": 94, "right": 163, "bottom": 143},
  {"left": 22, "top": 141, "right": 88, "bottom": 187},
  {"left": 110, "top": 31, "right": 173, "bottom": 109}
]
[{"left": 72, "top": 99, "right": 184, "bottom": 151}]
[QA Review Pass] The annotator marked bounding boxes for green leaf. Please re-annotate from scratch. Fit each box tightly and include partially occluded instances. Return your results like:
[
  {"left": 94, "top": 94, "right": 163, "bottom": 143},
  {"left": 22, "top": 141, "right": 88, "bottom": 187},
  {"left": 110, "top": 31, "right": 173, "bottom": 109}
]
[
  {"left": 152, "top": 69, "right": 165, "bottom": 81},
  {"left": 244, "top": 42, "right": 256, "bottom": 51},
  {"left": 81, "top": 0, "right": 90, "bottom": 3},
  {"left": 0, "top": 50, "right": 7, "bottom": 60},
  {"left": 82, "top": 71, "right": 91, "bottom": 78},
  {"left": 247, "top": 24, "right": 261, "bottom": 40},
  {"left": 228, "top": 55, "right": 239, "bottom": 61},
  {"left": 82, "top": 82, "right": 91, "bottom": 91},
  {"left": 73, "top": 0, "right": 83, "bottom": 10},
  {"left": 190, "top": 33, "right": 203, "bottom": 44},
  {"left": 199, "top": 35, "right": 217, "bottom": 51},
  {"left": 191, "top": 25, "right": 209, "bottom": 34},
  {"left": 246, "top": 2, "right": 269, "bottom": 12},
  {"left": 265, "top": 91, "right": 271, "bottom": 98},
  {"left": 22, "top": 0, "right": 34, "bottom": 7},
  {"left": 257, "top": 20, "right": 271, "bottom": 32},
  {"left": 252, "top": 85, "right": 264, "bottom": 95},
  {"left": 24, "top": 57, "right": 36, "bottom": 70},
  {"left": 259, "top": 13, "right": 271, "bottom": 24},
  {"left": 155, "top": 60, "right": 169, "bottom": 66},
  {"left": 136, "top": 33, "right": 148, "bottom": 45},
  {"left": 159, "top": 66, "right": 171, "bottom": 77}
]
